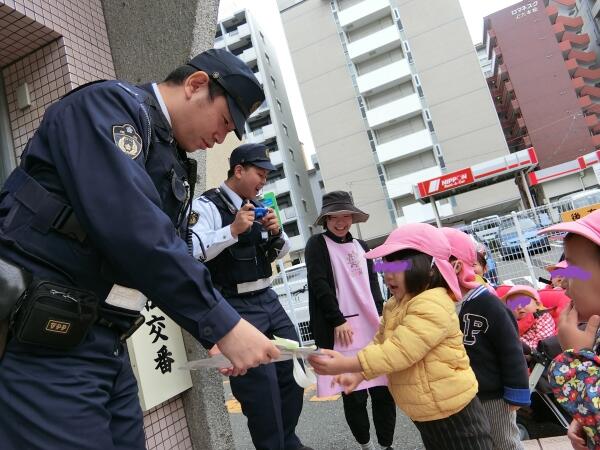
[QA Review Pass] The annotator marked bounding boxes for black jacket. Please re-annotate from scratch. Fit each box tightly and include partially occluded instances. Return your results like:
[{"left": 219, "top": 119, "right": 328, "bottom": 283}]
[
  {"left": 305, "top": 230, "right": 384, "bottom": 349},
  {"left": 459, "top": 286, "right": 531, "bottom": 406}
]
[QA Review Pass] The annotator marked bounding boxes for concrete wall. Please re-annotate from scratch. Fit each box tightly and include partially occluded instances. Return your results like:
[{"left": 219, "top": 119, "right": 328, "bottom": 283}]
[{"left": 280, "top": 0, "right": 394, "bottom": 242}]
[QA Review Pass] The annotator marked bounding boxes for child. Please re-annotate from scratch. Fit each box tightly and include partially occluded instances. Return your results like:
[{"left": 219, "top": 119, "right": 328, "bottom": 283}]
[
  {"left": 502, "top": 285, "right": 556, "bottom": 350},
  {"left": 538, "top": 210, "right": 600, "bottom": 449},
  {"left": 545, "top": 259, "right": 568, "bottom": 290},
  {"left": 309, "top": 223, "right": 492, "bottom": 450},
  {"left": 442, "top": 228, "right": 529, "bottom": 450}
]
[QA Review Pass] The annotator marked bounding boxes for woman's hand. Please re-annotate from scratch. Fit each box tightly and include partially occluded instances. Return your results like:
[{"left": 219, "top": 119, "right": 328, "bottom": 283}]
[
  {"left": 567, "top": 419, "right": 588, "bottom": 450},
  {"left": 308, "top": 349, "right": 361, "bottom": 375},
  {"left": 558, "top": 307, "right": 600, "bottom": 352},
  {"left": 335, "top": 322, "right": 354, "bottom": 347},
  {"left": 332, "top": 372, "right": 365, "bottom": 394}
]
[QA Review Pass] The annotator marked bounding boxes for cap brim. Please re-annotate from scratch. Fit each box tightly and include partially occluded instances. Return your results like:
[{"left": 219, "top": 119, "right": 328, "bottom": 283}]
[
  {"left": 539, "top": 221, "right": 600, "bottom": 247},
  {"left": 365, "top": 243, "right": 405, "bottom": 259},
  {"left": 252, "top": 160, "right": 276, "bottom": 171},
  {"left": 226, "top": 94, "right": 246, "bottom": 140}
]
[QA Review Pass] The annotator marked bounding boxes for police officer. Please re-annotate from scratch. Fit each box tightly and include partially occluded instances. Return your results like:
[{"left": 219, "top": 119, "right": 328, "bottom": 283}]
[
  {"left": 191, "top": 144, "right": 312, "bottom": 450},
  {"left": 0, "top": 49, "right": 281, "bottom": 449}
]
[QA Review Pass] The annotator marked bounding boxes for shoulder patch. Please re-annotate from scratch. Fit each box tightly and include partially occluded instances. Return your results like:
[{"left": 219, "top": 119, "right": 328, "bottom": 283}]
[{"left": 113, "top": 124, "right": 142, "bottom": 159}]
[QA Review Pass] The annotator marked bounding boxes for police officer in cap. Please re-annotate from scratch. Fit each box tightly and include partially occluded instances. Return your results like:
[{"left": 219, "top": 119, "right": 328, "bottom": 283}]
[
  {"left": 191, "top": 143, "right": 312, "bottom": 450},
  {"left": 0, "top": 49, "right": 281, "bottom": 449}
]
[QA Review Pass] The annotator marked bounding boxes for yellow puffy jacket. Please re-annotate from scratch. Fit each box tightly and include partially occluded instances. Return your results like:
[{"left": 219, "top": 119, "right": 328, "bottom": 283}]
[{"left": 357, "top": 287, "right": 478, "bottom": 422}]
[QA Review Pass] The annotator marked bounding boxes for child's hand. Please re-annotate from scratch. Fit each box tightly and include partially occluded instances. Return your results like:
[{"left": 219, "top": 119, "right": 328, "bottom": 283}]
[
  {"left": 308, "top": 349, "right": 361, "bottom": 375},
  {"left": 558, "top": 307, "right": 600, "bottom": 352},
  {"left": 332, "top": 372, "right": 365, "bottom": 394},
  {"left": 567, "top": 419, "right": 588, "bottom": 450}
]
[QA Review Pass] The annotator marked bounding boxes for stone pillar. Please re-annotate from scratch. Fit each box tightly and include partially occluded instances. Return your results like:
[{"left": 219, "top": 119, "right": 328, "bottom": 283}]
[{"left": 100, "top": 1, "right": 233, "bottom": 448}]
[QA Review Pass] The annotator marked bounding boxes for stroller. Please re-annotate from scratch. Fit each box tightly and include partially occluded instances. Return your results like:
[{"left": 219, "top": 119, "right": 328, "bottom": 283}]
[{"left": 516, "top": 335, "right": 571, "bottom": 440}]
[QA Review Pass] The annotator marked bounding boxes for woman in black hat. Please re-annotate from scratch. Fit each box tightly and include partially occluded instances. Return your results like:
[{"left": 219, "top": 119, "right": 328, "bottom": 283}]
[{"left": 305, "top": 191, "right": 396, "bottom": 450}]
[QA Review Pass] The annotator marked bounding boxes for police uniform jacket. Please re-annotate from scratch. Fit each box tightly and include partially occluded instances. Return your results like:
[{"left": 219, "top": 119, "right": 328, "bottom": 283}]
[
  {"left": 190, "top": 183, "right": 290, "bottom": 292},
  {"left": 0, "top": 80, "right": 239, "bottom": 346}
]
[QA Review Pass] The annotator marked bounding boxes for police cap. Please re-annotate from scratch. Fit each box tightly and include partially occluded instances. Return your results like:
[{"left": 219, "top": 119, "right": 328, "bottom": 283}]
[
  {"left": 188, "top": 49, "right": 265, "bottom": 140},
  {"left": 229, "top": 143, "right": 275, "bottom": 171}
]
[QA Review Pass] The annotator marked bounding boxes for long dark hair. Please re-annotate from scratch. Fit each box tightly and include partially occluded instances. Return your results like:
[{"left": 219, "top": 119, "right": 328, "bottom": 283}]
[{"left": 384, "top": 248, "right": 448, "bottom": 296}]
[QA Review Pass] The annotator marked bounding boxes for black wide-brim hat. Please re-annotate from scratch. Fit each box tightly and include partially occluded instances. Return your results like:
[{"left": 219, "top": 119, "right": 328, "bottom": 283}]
[{"left": 314, "top": 190, "right": 369, "bottom": 226}]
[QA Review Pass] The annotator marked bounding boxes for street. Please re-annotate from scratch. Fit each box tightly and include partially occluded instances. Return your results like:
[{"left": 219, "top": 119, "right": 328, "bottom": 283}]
[{"left": 225, "top": 380, "right": 425, "bottom": 450}]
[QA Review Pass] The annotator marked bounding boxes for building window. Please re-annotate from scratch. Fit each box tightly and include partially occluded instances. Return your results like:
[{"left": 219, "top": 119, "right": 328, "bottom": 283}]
[
  {"left": 277, "top": 99, "right": 283, "bottom": 112},
  {"left": 288, "top": 148, "right": 294, "bottom": 161},
  {"left": 270, "top": 76, "right": 276, "bottom": 88},
  {"left": 295, "top": 174, "right": 301, "bottom": 186},
  {"left": 302, "top": 199, "right": 308, "bottom": 212},
  {"left": 265, "top": 53, "right": 271, "bottom": 65},
  {"left": 318, "top": 180, "right": 324, "bottom": 189},
  {"left": 259, "top": 31, "right": 265, "bottom": 42},
  {"left": 282, "top": 124, "right": 288, "bottom": 136},
  {"left": 283, "top": 220, "right": 300, "bottom": 237}
]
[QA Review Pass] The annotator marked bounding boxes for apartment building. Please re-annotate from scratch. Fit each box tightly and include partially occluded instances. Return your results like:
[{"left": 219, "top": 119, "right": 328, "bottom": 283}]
[
  {"left": 212, "top": 9, "right": 317, "bottom": 261},
  {"left": 279, "top": 0, "right": 521, "bottom": 242},
  {"left": 483, "top": 0, "right": 600, "bottom": 201}
]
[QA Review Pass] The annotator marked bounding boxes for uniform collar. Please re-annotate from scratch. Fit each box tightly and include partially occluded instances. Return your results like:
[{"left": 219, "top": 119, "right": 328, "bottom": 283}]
[
  {"left": 152, "top": 83, "right": 172, "bottom": 127},
  {"left": 220, "top": 182, "right": 244, "bottom": 210}
]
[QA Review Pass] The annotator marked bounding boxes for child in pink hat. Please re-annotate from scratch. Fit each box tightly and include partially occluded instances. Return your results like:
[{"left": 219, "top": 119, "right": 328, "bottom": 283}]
[
  {"left": 502, "top": 285, "right": 556, "bottom": 351},
  {"left": 537, "top": 209, "right": 600, "bottom": 449},
  {"left": 442, "top": 228, "right": 529, "bottom": 450},
  {"left": 309, "top": 223, "right": 492, "bottom": 450}
]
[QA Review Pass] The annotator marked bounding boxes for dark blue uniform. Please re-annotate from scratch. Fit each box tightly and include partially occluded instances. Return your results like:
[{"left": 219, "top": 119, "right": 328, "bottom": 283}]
[{"left": 0, "top": 80, "right": 240, "bottom": 449}]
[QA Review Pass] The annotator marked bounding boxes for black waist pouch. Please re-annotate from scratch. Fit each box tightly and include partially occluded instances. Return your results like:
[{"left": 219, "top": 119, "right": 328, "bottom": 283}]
[{"left": 11, "top": 281, "right": 98, "bottom": 350}]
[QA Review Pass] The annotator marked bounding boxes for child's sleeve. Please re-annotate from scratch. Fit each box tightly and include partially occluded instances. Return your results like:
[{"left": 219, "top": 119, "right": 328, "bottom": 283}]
[
  {"left": 488, "top": 300, "right": 531, "bottom": 406},
  {"left": 358, "top": 295, "right": 451, "bottom": 379},
  {"left": 518, "top": 313, "right": 535, "bottom": 336},
  {"left": 549, "top": 349, "right": 600, "bottom": 419}
]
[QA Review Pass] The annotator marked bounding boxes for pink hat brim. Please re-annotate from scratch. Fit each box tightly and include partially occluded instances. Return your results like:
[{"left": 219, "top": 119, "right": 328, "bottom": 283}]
[
  {"left": 365, "top": 243, "right": 405, "bottom": 260},
  {"left": 539, "top": 221, "right": 600, "bottom": 247}
]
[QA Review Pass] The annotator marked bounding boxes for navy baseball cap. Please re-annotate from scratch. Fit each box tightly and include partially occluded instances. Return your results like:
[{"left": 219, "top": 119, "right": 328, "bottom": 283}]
[
  {"left": 230, "top": 144, "right": 275, "bottom": 171},
  {"left": 188, "top": 49, "right": 265, "bottom": 140}
]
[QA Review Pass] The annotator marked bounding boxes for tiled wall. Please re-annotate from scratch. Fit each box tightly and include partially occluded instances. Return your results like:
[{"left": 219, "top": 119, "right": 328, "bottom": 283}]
[
  {"left": 143, "top": 395, "right": 193, "bottom": 450},
  {"left": 1, "top": 0, "right": 115, "bottom": 157},
  {"left": 1, "top": 2, "right": 193, "bottom": 448}
]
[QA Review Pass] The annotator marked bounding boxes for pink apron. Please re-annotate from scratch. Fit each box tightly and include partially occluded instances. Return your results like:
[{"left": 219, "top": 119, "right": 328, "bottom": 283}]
[{"left": 316, "top": 236, "right": 388, "bottom": 397}]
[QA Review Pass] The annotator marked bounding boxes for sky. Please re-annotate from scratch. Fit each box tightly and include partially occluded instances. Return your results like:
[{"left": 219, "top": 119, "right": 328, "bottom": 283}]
[{"left": 217, "top": 0, "right": 519, "bottom": 163}]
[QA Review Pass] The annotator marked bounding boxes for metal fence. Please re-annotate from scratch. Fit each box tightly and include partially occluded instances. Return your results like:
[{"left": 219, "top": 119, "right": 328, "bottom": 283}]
[{"left": 459, "top": 199, "right": 579, "bottom": 289}]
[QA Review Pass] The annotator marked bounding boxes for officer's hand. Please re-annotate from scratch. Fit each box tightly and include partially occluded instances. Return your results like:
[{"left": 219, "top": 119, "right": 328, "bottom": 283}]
[
  {"left": 261, "top": 209, "right": 280, "bottom": 235},
  {"left": 230, "top": 203, "right": 255, "bottom": 238},
  {"left": 217, "top": 319, "right": 280, "bottom": 376}
]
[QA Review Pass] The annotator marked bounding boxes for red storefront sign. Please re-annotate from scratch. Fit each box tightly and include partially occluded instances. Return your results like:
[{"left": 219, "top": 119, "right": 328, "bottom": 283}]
[{"left": 417, "top": 168, "right": 475, "bottom": 198}]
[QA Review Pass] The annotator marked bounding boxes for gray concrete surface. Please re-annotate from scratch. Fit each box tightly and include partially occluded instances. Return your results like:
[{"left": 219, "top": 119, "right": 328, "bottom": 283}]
[{"left": 224, "top": 380, "right": 424, "bottom": 450}]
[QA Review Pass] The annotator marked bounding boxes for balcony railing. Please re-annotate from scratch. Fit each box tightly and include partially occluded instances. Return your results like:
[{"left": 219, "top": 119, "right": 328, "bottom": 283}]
[
  {"left": 375, "top": 129, "right": 433, "bottom": 164},
  {"left": 347, "top": 25, "right": 402, "bottom": 63},
  {"left": 338, "top": 0, "right": 391, "bottom": 30},
  {"left": 356, "top": 59, "right": 411, "bottom": 95},
  {"left": 366, "top": 93, "right": 421, "bottom": 129}
]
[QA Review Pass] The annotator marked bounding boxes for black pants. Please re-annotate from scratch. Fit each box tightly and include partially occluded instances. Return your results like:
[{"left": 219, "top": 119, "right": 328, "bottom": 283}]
[
  {"left": 227, "top": 289, "right": 304, "bottom": 450},
  {"left": 414, "top": 397, "right": 492, "bottom": 450},
  {"left": 342, "top": 386, "right": 396, "bottom": 447}
]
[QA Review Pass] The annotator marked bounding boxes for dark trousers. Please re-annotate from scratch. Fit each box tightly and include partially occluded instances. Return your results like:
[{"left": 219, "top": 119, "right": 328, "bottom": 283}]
[
  {"left": 227, "top": 288, "right": 304, "bottom": 450},
  {"left": 342, "top": 386, "right": 396, "bottom": 447},
  {"left": 414, "top": 396, "right": 493, "bottom": 450},
  {"left": 0, "top": 325, "right": 144, "bottom": 450}
]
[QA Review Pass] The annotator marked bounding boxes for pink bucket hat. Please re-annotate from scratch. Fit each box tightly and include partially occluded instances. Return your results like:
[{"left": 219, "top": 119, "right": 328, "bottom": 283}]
[
  {"left": 545, "top": 259, "right": 567, "bottom": 273},
  {"left": 539, "top": 209, "right": 600, "bottom": 246},
  {"left": 365, "top": 223, "right": 462, "bottom": 300},
  {"left": 441, "top": 228, "right": 479, "bottom": 291},
  {"left": 501, "top": 285, "right": 540, "bottom": 303}
]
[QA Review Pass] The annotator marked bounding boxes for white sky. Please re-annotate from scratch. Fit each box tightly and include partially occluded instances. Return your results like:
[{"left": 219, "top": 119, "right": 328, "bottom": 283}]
[{"left": 218, "top": 0, "right": 519, "bottom": 163}]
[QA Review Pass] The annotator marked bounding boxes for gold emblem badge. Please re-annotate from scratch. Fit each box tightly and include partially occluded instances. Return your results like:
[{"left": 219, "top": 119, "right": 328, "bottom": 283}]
[
  {"left": 189, "top": 210, "right": 199, "bottom": 226},
  {"left": 46, "top": 319, "right": 71, "bottom": 334},
  {"left": 113, "top": 124, "right": 142, "bottom": 159}
]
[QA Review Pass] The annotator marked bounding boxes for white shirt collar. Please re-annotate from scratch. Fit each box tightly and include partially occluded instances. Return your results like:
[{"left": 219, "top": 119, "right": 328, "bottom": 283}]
[
  {"left": 152, "top": 83, "right": 172, "bottom": 126},
  {"left": 220, "top": 182, "right": 244, "bottom": 209}
]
